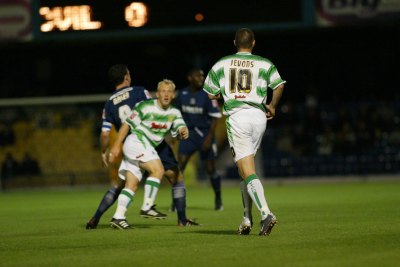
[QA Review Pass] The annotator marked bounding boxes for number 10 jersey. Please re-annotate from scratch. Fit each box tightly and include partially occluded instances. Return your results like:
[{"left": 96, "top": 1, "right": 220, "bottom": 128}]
[{"left": 203, "top": 52, "right": 286, "bottom": 116}]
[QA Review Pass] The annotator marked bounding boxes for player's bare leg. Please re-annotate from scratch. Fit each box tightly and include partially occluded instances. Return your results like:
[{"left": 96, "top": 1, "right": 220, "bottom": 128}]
[{"left": 178, "top": 154, "right": 191, "bottom": 171}]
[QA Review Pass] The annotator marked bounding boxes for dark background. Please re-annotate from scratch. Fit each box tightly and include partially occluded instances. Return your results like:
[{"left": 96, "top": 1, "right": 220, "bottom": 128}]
[{"left": 1, "top": 25, "right": 399, "bottom": 103}]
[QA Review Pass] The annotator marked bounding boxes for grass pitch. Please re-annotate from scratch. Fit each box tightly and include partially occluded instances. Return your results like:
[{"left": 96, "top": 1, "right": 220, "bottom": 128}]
[{"left": 0, "top": 180, "right": 399, "bottom": 267}]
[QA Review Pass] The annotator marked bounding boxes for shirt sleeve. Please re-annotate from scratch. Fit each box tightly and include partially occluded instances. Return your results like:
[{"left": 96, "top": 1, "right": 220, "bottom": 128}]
[
  {"left": 143, "top": 89, "right": 153, "bottom": 100},
  {"left": 203, "top": 66, "right": 222, "bottom": 96},
  {"left": 268, "top": 65, "right": 286, "bottom": 90},
  {"left": 101, "top": 102, "right": 113, "bottom": 132}
]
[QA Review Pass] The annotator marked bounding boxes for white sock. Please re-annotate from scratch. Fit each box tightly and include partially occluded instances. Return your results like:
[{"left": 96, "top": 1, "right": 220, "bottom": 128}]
[
  {"left": 240, "top": 180, "right": 253, "bottom": 219},
  {"left": 245, "top": 174, "right": 271, "bottom": 220},
  {"left": 113, "top": 188, "right": 135, "bottom": 219},
  {"left": 141, "top": 177, "right": 160, "bottom": 211}
]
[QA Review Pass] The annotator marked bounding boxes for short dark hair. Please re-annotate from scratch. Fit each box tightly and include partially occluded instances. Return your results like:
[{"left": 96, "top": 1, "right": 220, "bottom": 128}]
[
  {"left": 235, "top": 28, "right": 255, "bottom": 49},
  {"left": 108, "top": 64, "right": 128, "bottom": 87}
]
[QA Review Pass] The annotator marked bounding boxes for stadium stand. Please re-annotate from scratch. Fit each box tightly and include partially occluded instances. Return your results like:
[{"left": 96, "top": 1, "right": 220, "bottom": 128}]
[
  {"left": 1, "top": 98, "right": 399, "bottom": 187},
  {"left": 226, "top": 100, "right": 400, "bottom": 178},
  {"left": 0, "top": 105, "right": 107, "bottom": 189}
]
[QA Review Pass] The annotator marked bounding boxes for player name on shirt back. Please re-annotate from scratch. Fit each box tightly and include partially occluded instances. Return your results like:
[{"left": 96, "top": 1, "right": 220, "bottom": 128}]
[
  {"left": 230, "top": 59, "right": 254, "bottom": 68},
  {"left": 112, "top": 92, "right": 130, "bottom": 105}
]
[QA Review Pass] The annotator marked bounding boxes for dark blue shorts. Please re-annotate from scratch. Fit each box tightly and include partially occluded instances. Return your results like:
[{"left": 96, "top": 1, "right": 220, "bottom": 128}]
[
  {"left": 178, "top": 128, "right": 217, "bottom": 161},
  {"left": 156, "top": 141, "right": 179, "bottom": 170}
]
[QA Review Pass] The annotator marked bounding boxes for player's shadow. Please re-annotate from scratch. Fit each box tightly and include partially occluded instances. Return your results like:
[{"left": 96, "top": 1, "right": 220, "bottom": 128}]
[
  {"left": 130, "top": 223, "right": 166, "bottom": 228},
  {"left": 187, "top": 206, "right": 216, "bottom": 211},
  {"left": 86, "top": 223, "right": 153, "bottom": 229},
  {"left": 179, "top": 230, "right": 235, "bottom": 235},
  {"left": 163, "top": 205, "right": 211, "bottom": 211}
]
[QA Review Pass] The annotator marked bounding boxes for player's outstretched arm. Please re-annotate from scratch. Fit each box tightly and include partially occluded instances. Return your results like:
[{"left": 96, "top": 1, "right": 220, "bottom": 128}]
[{"left": 108, "top": 124, "right": 130, "bottom": 164}]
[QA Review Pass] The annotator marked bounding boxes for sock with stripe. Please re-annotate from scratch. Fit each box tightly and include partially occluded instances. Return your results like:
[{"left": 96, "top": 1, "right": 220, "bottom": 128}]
[
  {"left": 113, "top": 188, "right": 135, "bottom": 219},
  {"left": 245, "top": 174, "right": 271, "bottom": 220},
  {"left": 240, "top": 180, "right": 253, "bottom": 220},
  {"left": 141, "top": 177, "right": 161, "bottom": 211},
  {"left": 93, "top": 186, "right": 122, "bottom": 221},
  {"left": 172, "top": 181, "right": 187, "bottom": 224}
]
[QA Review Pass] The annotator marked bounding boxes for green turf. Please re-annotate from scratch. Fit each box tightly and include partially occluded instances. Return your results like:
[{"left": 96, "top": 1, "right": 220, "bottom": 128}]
[{"left": 0, "top": 181, "right": 399, "bottom": 267}]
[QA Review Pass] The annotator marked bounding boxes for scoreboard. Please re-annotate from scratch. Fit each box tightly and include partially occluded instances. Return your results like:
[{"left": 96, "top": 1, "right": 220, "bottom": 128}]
[{"left": 35, "top": 0, "right": 308, "bottom": 38}]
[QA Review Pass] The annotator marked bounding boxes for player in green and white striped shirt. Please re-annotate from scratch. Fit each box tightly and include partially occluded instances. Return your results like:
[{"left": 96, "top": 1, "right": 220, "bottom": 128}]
[
  {"left": 108, "top": 79, "right": 189, "bottom": 229},
  {"left": 204, "top": 28, "right": 285, "bottom": 236}
]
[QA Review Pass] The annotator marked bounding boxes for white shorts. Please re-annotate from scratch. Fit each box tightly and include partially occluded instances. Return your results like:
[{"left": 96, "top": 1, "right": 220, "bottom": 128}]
[
  {"left": 118, "top": 134, "right": 160, "bottom": 181},
  {"left": 226, "top": 109, "right": 267, "bottom": 162}
]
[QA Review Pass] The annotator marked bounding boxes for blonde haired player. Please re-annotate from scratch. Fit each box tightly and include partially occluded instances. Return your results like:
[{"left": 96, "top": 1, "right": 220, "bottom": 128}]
[
  {"left": 87, "top": 68, "right": 197, "bottom": 229},
  {"left": 108, "top": 79, "right": 189, "bottom": 229},
  {"left": 203, "top": 28, "right": 285, "bottom": 236}
]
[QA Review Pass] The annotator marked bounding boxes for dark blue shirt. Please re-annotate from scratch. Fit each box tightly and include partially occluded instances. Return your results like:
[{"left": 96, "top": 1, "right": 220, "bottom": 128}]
[
  {"left": 101, "top": 86, "right": 151, "bottom": 131},
  {"left": 175, "top": 87, "right": 221, "bottom": 129}
]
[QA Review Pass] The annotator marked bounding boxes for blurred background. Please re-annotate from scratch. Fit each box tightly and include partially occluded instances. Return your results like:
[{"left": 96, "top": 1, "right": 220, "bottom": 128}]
[{"left": 0, "top": 0, "right": 399, "bottom": 190}]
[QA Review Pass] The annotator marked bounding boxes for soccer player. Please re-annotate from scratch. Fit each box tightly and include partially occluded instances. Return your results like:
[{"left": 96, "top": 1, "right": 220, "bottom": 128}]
[
  {"left": 86, "top": 66, "right": 196, "bottom": 229},
  {"left": 203, "top": 28, "right": 285, "bottom": 236},
  {"left": 108, "top": 79, "right": 189, "bottom": 229},
  {"left": 175, "top": 68, "right": 223, "bottom": 210}
]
